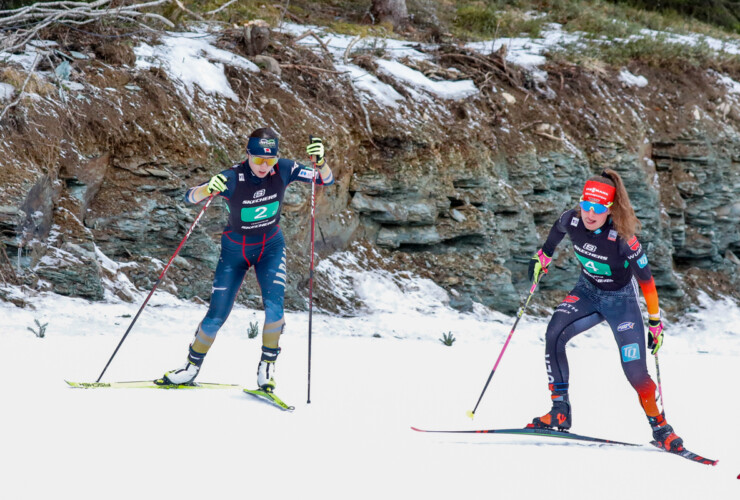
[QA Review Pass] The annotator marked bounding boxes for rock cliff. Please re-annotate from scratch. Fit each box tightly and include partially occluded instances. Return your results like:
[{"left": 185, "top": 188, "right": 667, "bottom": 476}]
[{"left": 1, "top": 25, "right": 738, "bottom": 319}]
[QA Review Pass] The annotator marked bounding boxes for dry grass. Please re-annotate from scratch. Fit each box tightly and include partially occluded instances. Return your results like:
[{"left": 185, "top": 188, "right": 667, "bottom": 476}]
[{"left": 1, "top": 67, "right": 55, "bottom": 96}]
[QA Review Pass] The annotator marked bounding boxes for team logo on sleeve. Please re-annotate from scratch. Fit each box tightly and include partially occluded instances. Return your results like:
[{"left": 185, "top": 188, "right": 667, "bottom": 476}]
[
  {"left": 637, "top": 255, "right": 649, "bottom": 268},
  {"left": 563, "top": 295, "right": 580, "bottom": 303},
  {"left": 298, "top": 169, "right": 314, "bottom": 180},
  {"left": 628, "top": 236, "right": 641, "bottom": 251}
]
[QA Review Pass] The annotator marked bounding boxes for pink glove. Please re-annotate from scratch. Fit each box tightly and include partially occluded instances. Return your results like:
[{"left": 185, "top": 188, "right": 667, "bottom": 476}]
[
  {"left": 528, "top": 249, "right": 552, "bottom": 284},
  {"left": 648, "top": 319, "right": 664, "bottom": 355}
]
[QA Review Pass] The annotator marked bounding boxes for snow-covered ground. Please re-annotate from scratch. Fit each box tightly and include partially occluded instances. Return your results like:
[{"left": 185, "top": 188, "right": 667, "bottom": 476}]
[{"left": 2, "top": 280, "right": 738, "bottom": 499}]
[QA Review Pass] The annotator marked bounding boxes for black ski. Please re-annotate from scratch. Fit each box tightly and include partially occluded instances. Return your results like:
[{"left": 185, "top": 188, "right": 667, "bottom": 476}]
[
  {"left": 411, "top": 426, "right": 639, "bottom": 446},
  {"left": 650, "top": 441, "right": 718, "bottom": 466}
]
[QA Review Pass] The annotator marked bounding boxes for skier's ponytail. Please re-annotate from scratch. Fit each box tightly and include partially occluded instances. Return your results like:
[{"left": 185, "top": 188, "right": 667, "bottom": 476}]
[{"left": 596, "top": 169, "right": 641, "bottom": 239}]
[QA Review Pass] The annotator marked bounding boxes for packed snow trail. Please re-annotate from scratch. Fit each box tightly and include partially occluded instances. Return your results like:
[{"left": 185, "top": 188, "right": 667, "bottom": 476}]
[{"left": 2, "top": 292, "right": 738, "bottom": 499}]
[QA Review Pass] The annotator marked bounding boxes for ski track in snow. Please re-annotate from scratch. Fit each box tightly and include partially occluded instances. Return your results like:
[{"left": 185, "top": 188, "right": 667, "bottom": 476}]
[{"left": 2, "top": 289, "right": 738, "bottom": 499}]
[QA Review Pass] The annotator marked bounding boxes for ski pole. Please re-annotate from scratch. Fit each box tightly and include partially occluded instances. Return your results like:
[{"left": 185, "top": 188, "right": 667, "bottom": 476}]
[
  {"left": 307, "top": 136, "right": 318, "bottom": 404},
  {"left": 96, "top": 194, "right": 216, "bottom": 382},
  {"left": 654, "top": 353, "right": 665, "bottom": 413},
  {"left": 467, "top": 278, "right": 542, "bottom": 419}
]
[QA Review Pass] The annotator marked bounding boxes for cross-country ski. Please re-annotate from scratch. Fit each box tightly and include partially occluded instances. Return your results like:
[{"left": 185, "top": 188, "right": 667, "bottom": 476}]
[
  {"left": 650, "top": 441, "right": 719, "bottom": 466},
  {"left": 410, "top": 426, "right": 640, "bottom": 446},
  {"left": 411, "top": 426, "right": 718, "bottom": 465},
  {"left": 244, "top": 388, "right": 295, "bottom": 411},
  {"left": 65, "top": 380, "right": 241, "bottom": 390}
]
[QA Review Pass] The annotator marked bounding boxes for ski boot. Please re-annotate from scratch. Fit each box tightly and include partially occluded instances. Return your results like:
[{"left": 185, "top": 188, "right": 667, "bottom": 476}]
[
  {"left": 160, "top": 344, "right": 205, "bottom": 385},
  {"left": 161, "top": 360, "right": 200, "bottom": 385},
  {"left": 649, "top": 413, "right": 684, "bottom": 452},
  {"left": 528, "top": 400, "right": 572, "bottom": 430},
  {"left": 257, "top": 346, "right": 280, "bottom": 393}
]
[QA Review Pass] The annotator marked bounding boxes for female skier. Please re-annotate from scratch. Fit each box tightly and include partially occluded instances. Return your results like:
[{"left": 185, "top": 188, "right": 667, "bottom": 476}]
[
  {"left": 527, "top": 169, "right": 683, "bottom": 452},
  {"left": 161, "top": 128, "right": 333, "bottom": 391}
]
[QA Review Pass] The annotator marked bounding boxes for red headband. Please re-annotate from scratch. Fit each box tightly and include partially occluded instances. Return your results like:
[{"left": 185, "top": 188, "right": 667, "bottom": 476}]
[{"left": 582, "top": 180, "right": 616, "bottom": 205}]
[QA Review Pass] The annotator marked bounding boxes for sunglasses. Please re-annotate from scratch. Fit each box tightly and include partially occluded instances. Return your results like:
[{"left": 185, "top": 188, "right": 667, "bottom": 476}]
[
  {"left": 251, "top": 156, "right": 278, "bottom": 167},
  {"left": 579, "top": 199, "right": 612, "bottom": 214}
]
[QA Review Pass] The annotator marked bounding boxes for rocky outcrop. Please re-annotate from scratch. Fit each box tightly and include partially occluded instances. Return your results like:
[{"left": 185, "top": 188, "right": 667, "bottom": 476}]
[{"left": 1, "top": 28, "right": 739, "bottom": 319}]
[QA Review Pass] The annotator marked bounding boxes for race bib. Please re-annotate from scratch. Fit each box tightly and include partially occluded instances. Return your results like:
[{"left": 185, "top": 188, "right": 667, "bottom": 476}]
[
  {"left": 241, "top": 201, "right": 280, "bottom": 222},
  {"left": 576, "top": 254, "right": 612, "bottom": 276}
]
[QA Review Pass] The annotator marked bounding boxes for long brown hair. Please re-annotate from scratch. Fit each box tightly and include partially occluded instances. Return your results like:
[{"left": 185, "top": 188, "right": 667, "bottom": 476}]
[{"left": 579, "top": 169, "right": 641, "bottom": 239}]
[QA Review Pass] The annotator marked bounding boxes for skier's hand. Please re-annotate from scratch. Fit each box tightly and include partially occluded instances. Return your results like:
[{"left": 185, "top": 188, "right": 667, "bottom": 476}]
[
  {"left": 527, "top": 249, "right": 552, "bottom": 284},
  {"left": 306, "top": 137, "right": 325, "bottom": 166},
  {"left": 207, "top": 173, "right": 228, "bottom": 194},
  {"left": 647, "top": 318, "right": 664, "bottom": 355}
]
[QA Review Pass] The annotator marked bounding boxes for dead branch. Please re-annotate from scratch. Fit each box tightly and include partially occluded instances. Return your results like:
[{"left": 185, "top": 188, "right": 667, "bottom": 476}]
[
  {"left": 519, "top": 120, "right": 543, "bottom": 132},
  {"left": 533, "top": 131, "right": 563, "bottom": 141},
  {"left": 276, "top": 0, "right": 289, "bottom": 29},
  {"left": 174, "top": 0, "right": 204, "bottom": 21},
  {"left": 437, "top": 51, "right": 526, "bottom": 92},
  {"left": 274, "top": 3, "right": 303, "bottom": 26},
  {"left": 343, "top": 35, "right": 362, "bottom": 65},
  {"left": 0, "top": 0, "right": 174, "bottom": 52},
  {"left": 280, "top": 64, "right": 348, "bottom": 74},
  {"left": 206, "top": 0, "right": 238, "bottom": 15},
  {"left": 293, "top": 30, "right": 331, "bottom": 58}
]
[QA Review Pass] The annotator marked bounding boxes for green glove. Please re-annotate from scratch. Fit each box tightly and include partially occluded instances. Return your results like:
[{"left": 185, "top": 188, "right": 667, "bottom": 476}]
[
  {"left": 647, "top": 319, "right": 664, "bottom": 355},
  {"left": 527, "top": 249, "right": 552, "bottom": 285},
  {"left": 306, "top": 137, "right": 325, "bottom": 166},
  {"left": 207, "top": 173, "right": 227, "bottom": 194}
]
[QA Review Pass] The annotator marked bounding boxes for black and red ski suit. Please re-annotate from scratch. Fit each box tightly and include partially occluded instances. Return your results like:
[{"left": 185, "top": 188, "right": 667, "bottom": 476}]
[{"left": 540, "top": 209, "right": 662, "bottom": 419}]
